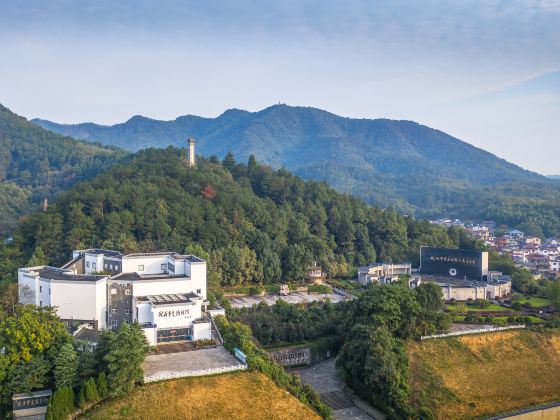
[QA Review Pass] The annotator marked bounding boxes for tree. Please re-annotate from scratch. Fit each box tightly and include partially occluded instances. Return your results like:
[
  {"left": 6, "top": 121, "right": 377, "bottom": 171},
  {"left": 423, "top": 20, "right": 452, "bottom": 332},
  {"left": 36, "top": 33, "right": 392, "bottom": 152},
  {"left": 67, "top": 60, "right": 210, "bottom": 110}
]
[
  {"left": 46, "top": 386, "right": 75, "bottom": 420},
  {"left": 1, "top": 355, "right": 50, "bottom": 408},
  {"left": 76, "top": 383, "right": 86, "bottom": 409},
  {"left": 222, "top": 152, "right": 236, "bottom": 172},
  {"left": 97, "top": 372, "right": 108, "bottom": 399},
  {"left": 0, "top": 305, "right": 69, "bottom": 363},
  {"left": 54, "top": 343, "right": 78, "bottom": 388},
  {"left": 546, "top": 280, "right": 560, "bottom": 309},
  {"left": 27, "top": 246, "right": 47, "bottom": 266},
  {"left": 337, "top": 324, "right": 409, "bottom": 416},
  {"left": 104, "top": 323, "right": 149, "bottom": 397},
  {"left": 84, "top": 377, "right": 101, "bottom": 402}
]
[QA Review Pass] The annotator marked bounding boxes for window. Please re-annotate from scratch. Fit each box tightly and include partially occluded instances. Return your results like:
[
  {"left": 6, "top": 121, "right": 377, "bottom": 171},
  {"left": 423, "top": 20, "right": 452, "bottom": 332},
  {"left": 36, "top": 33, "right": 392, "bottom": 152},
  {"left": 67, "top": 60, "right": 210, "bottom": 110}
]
[
  {"left": 111, "top": 308, "right": 117, "bottom": 314},
  {"left": 104, "top": 263, "right": 108, "bottom": 269},
  {"left": 49, "top": 288, "right": 51, "bottom": 295},
  {"left": 39, "top": 301, "right": 42, "bottom": 306},
  {"left": 86, "top": 262, "right": 90, "bottom": 268},
  {"left": 138, "top": 265, "right": 144, "bottom": 271},
  {"left": 39, "top": 286, "right": 42, "bottom": 293},
  {"left": 111, "top": 320, "right": 117, "bottom": 327},
  {"left": 125, "top": 308, "right": 131, "bottom": 315},
  {"left": 125, "top": 289, "right": 131, "bottom": 296},
  {"left": 111, "top": 288, "right": 117, "bottom": 295},
  {"left": 196, "top": 289, "right": 201, "bottom": 294},
  {"left": 161, "top": 263, "right": 167, "bottom": 271},
  {"left": 92, "top": 263, "right": 96, "bottom": 270}
]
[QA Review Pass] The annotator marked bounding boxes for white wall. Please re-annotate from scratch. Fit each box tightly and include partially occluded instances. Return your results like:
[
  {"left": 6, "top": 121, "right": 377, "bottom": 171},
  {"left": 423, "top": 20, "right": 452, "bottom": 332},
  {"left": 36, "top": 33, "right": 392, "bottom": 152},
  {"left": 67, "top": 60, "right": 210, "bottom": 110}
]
[
  {"left": 132, "top": 278, "right": 199, "bottom": 297},
  {"left": 122, "top": 256, "right": 169, "bottom": 274},
  {"left": 186, "top": 262, "right": 207, "bottom": 299},
  {"left": 50, "top": 279, "right": 106, "bottom": 322},
  {"left": 193, "top": 321, "right": 211, "bottom": 340},
  {"left": 135, "top": 301, "right": 153, "bottom": 324},
  {"left": 18, "top": 269, "right": 39, "bottom": 305}
]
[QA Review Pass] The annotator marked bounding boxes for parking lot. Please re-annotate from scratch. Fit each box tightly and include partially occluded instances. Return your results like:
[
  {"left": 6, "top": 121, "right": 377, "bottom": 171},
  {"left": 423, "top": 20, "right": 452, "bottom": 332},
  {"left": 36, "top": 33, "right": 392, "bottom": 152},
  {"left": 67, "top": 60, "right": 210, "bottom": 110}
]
[{"left": 227, "top": 291, "right": 348, "bottom": 308}]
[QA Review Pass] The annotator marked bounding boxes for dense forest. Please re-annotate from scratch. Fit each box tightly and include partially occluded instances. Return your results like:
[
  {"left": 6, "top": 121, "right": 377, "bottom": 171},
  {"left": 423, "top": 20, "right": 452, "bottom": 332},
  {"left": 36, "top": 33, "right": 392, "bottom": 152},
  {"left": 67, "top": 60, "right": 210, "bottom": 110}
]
[
  {"left": 0, "top": 147, "right": 461, "bottom": 287},
  {"left": 33, "top": 104, "right": 560, "bottom": 237},
  {"left": 0, "top": 104, "right": 126, "bottom": 236}
]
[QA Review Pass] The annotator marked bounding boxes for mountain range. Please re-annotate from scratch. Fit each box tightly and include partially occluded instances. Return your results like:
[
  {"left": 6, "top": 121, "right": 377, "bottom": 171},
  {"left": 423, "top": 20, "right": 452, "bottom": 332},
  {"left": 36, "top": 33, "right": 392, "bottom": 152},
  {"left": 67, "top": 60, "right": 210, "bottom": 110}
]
[{"left": 32, "top": 105, "right": 556, "bottom": 220}]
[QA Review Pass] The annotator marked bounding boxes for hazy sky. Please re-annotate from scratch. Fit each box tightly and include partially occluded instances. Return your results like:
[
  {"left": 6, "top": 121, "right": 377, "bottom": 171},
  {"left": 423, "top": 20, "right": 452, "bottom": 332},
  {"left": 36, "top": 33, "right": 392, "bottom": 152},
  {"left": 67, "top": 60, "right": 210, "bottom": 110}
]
[{"left": 1, "top": 0, "right": 558, "bottom": 173}]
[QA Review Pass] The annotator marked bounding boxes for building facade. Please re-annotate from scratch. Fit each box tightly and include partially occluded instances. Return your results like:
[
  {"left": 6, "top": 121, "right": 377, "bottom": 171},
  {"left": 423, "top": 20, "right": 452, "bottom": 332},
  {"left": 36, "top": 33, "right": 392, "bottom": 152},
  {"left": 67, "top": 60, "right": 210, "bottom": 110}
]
[
  {"left": 18, "top": 249, "right": 211, "bottom": 345},
  {"left": 357, "top": 262, "right": 411, "bottom": 285}
]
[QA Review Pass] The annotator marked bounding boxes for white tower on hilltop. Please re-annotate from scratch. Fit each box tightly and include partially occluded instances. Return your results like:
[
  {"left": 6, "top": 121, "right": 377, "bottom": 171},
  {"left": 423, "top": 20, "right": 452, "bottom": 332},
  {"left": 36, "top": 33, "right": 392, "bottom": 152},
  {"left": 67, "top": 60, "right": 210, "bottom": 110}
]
[{"left": 187, "top": 137, "right": 196, "bottom": 167}]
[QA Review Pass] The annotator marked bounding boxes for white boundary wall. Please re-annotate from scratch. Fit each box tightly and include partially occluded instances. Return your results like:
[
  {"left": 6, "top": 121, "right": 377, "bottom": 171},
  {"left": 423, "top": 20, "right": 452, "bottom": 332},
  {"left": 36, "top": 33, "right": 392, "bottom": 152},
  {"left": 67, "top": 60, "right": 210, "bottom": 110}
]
[
  {"left": 420, "top": 324, "right": 526, "bottom": 340},
  {"left": 144, "top": 364, "right": 247, "bottom": 383}
]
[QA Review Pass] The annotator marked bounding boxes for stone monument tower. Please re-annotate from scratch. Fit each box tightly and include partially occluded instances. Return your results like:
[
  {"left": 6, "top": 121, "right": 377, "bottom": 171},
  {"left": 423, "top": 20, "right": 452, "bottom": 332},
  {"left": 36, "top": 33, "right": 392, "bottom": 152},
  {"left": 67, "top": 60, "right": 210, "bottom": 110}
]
[{"left": 187, "top": 137, "right": 196, "bottom": 167}]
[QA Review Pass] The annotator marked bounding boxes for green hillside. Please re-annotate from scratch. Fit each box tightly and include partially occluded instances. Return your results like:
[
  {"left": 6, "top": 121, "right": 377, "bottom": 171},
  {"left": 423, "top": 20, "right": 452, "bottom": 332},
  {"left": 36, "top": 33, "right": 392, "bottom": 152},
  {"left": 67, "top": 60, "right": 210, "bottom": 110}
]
[
  {"left": 32, "top": 105, "right": 560, "bottom": 235},
  {"left": 0, "top": 104, "right": 126, "bottom": 236},
  {"left": 0, "top": 147, "right": 464, "bottom": 285}
]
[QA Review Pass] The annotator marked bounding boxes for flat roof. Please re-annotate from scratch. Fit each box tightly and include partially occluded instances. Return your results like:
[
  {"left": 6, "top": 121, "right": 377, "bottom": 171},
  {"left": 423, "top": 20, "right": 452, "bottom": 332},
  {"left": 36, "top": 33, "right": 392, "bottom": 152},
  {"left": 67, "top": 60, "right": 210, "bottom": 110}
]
[
  {"left": 136, "top": 293, "right": 199, "bottom": 305},
  {"left": 78, "top": 248, "right": 122, "bottom": 257},
  {"left": 420, "top": 274, "right": 511, "bottom": 287},
  {"left": 112, "top": 272, "right": 190, "bottom": 281},
  {"left": 37, "top": 267, "right": 106, "bottom": 282},
  {"left": 122, "top": 252, "right": 205, "bottom": 262}
]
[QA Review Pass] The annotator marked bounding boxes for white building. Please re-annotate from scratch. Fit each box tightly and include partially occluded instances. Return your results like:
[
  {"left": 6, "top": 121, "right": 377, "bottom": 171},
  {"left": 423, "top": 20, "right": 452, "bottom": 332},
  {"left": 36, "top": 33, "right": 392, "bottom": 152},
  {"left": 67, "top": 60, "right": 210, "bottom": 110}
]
[
  {"left": 18, "top": 249, "right": 211, "bottom": 345},
  {"left": 357, "top": 262, "right": 411, "bottom": 286}
]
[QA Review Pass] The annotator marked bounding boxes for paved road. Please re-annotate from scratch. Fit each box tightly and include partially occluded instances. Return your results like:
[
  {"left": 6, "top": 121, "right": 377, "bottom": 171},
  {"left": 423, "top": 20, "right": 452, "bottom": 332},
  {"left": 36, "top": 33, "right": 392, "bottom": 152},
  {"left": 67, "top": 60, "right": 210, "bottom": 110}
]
[{"left": 293, "top": 358, "right": 375, "bottom": 420}]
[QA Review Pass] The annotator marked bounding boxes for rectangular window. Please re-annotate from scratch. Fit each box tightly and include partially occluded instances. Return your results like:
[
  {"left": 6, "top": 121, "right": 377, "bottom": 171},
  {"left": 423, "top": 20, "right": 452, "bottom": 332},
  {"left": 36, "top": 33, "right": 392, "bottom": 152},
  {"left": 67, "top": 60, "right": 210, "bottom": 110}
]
[
  {"left": 39, "top": 286, "right": 42, "bottom": 293},
  {"left": 161, "top": 263, "right": 167, "bottom": 271},
  {"left": 125, "top": 289, "right": 131, "bottom": 296},
  {"left": 92, "top": 263, "right": 96, "bottom": 270},
  {"left": 125, "top": 308, "right": 131, "bottom": 315},
  {"left": 111, "top": 308, "right": 117, "bottom": 314},
  {"left": 49, "top": 288, "right": 51, "bottom": 295},
  {"left": 111, "top": 288, "right": 117, "bottom": 295},
  {"left": 86, "top": 262, "right": 90, "bottom": 268},
  {"left": 39, "top": 301, "right": 42, "bottom": 306},
  {"left": 104, "top": 263, "right": 108, "bottom": 269},
  {"left": 138, "top": 265, "right": 144, "bottom": 271},
  {"left": 111, "top": 320, "right": 117, "bottom": 327},
  {"left": 196, "top": 289, "right": 201, "bottom": 294}
]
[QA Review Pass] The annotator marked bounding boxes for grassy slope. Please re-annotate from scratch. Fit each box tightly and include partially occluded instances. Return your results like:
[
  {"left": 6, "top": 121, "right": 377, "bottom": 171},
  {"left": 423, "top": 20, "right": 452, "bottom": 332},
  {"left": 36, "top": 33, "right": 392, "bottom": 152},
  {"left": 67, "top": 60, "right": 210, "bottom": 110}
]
[
  {"left": 408, "top": 329, "right": 560, "bottom": 419},
  {"left": 81, "top": 371, "right": 320, "bottom": 420}
]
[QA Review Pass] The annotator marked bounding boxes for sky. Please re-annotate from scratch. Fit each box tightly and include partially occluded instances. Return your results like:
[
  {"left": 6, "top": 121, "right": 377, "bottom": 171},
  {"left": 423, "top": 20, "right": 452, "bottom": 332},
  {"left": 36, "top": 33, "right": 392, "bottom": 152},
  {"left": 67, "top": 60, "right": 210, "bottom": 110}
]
[{"left": 0, "top": 0, "right": 558, "bottom": 173}]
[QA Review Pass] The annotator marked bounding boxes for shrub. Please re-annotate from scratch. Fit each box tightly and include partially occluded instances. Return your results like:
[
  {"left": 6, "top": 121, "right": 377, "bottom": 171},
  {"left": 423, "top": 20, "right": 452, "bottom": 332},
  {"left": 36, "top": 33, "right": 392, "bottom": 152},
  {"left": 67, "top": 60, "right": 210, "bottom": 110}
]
[
  {"left": 524, "top": 316, "right": 532, "bottom": 323},
  {"left": 511, "top": 301, "right": 522, "bottom": 311},
  {"left": 308, "top": 284, "right": 332, "bottom": 294},
  {"left": 507, "top": 316, "right": 516, "bottom": 323},
  {"left": 484, "top": 316, "right": 493, "bottom": 323}
]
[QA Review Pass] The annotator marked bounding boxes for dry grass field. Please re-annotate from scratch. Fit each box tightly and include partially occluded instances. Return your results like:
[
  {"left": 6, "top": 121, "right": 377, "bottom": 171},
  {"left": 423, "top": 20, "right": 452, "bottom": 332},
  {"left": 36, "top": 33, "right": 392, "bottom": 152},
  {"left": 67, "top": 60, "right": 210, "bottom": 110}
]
[
  {"left": 81, "top": 371, "right": 320, "bottom": 420},
  {"left": 408, "top": 329, "right": 560, "bottom": 419}
]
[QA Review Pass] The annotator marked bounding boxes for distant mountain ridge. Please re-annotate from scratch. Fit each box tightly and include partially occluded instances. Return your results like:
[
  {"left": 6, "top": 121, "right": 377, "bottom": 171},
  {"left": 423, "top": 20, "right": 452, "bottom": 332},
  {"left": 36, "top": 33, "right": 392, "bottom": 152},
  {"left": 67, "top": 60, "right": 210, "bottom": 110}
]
[{"left": 32, "top": 104, "right": 553, "bottom": 218}]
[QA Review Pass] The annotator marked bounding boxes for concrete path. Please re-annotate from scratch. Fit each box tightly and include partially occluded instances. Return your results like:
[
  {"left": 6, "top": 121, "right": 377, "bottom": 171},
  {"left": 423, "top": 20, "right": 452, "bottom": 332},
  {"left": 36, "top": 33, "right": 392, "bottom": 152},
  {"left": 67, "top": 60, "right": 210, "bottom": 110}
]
[{"left": 294, "top": 358, "right": 382, "bottom": 420}]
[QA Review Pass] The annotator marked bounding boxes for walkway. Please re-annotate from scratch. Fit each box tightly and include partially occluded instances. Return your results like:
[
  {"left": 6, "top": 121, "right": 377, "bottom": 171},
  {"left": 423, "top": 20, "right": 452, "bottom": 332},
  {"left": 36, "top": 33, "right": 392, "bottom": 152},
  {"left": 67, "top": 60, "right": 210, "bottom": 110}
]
[
  {"left": 294, "top": 358, "right": 384, "bottom": 420},
  {"left": 227, "top": 292, "right": 347, "bottom": 308}
]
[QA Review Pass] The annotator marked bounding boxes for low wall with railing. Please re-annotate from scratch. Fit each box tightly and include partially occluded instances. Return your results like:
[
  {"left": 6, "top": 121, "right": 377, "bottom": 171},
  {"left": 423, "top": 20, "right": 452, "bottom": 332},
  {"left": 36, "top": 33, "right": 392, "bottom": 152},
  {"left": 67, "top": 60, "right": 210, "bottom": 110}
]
[{"left": 420, "top": 324, "right": 526, "bottom": 340}]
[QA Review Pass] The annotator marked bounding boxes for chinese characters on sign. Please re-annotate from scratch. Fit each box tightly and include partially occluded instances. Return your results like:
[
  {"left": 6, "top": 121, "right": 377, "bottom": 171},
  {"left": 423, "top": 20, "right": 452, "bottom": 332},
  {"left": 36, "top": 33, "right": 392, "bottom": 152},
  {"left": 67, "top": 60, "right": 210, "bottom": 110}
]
[
  {"left": 429, "top": 256, "right": 476, "bottom": 265},
  {"left": 158, "top": 308, "right": 190, "bottom": 318}
]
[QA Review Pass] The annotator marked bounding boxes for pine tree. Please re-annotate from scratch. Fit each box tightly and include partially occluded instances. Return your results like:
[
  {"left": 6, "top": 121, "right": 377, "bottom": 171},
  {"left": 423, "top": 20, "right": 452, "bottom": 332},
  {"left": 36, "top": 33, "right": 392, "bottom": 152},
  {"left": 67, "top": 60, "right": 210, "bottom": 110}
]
[
  {"left": 84, "top": 377, "right": 100, "bottom": 402},
  {"left": 222, "top": 152, "right": 236, "bottom": 172},
  {"left": 97, "top": 372, "right": 108, "bottom": 399},
  {"left": 54, "top": 343, "right": 78, "bottom": 388},
  {"left": 76, "top": 383, "right": 86, "bottom": 409},
  {"left": 27, "top": 246, "right": 47, "bottom": 266},
  {"left": 47, "top": 386, "right": 75, "bottom": 419},
  {"left": 104, "top": 323, "right": 149, "bottom": 397}
]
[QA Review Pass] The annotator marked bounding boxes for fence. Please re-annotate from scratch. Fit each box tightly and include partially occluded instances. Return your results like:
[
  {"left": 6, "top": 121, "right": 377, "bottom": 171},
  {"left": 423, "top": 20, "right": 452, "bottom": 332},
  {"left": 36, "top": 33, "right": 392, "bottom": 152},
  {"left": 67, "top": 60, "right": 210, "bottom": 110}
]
[
  {"left": 209, "top": 316, "right": 224, "bottom": 345},
  {"left": 332, "top": 286, "right": 357, "bottom": 300},
  {"left": 144, "top": 363, "right": 247, "bottom": 383},
  {"left": 420, "top": 324, "right": 526, "bottom": 341}
]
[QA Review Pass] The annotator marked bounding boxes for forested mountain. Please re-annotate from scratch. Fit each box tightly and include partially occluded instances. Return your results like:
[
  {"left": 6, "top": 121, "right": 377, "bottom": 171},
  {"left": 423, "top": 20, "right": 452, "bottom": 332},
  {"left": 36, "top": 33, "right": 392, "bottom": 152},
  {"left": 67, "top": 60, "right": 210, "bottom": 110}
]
[
  {"left": 32, "top": 105, "right": 560, "bottom": 232},
  {"left": 0, "top": 104, "right": 126, "bottom": 236},
  {"left": 0, "top": 147, "right": 468, "bottom": 286}
]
